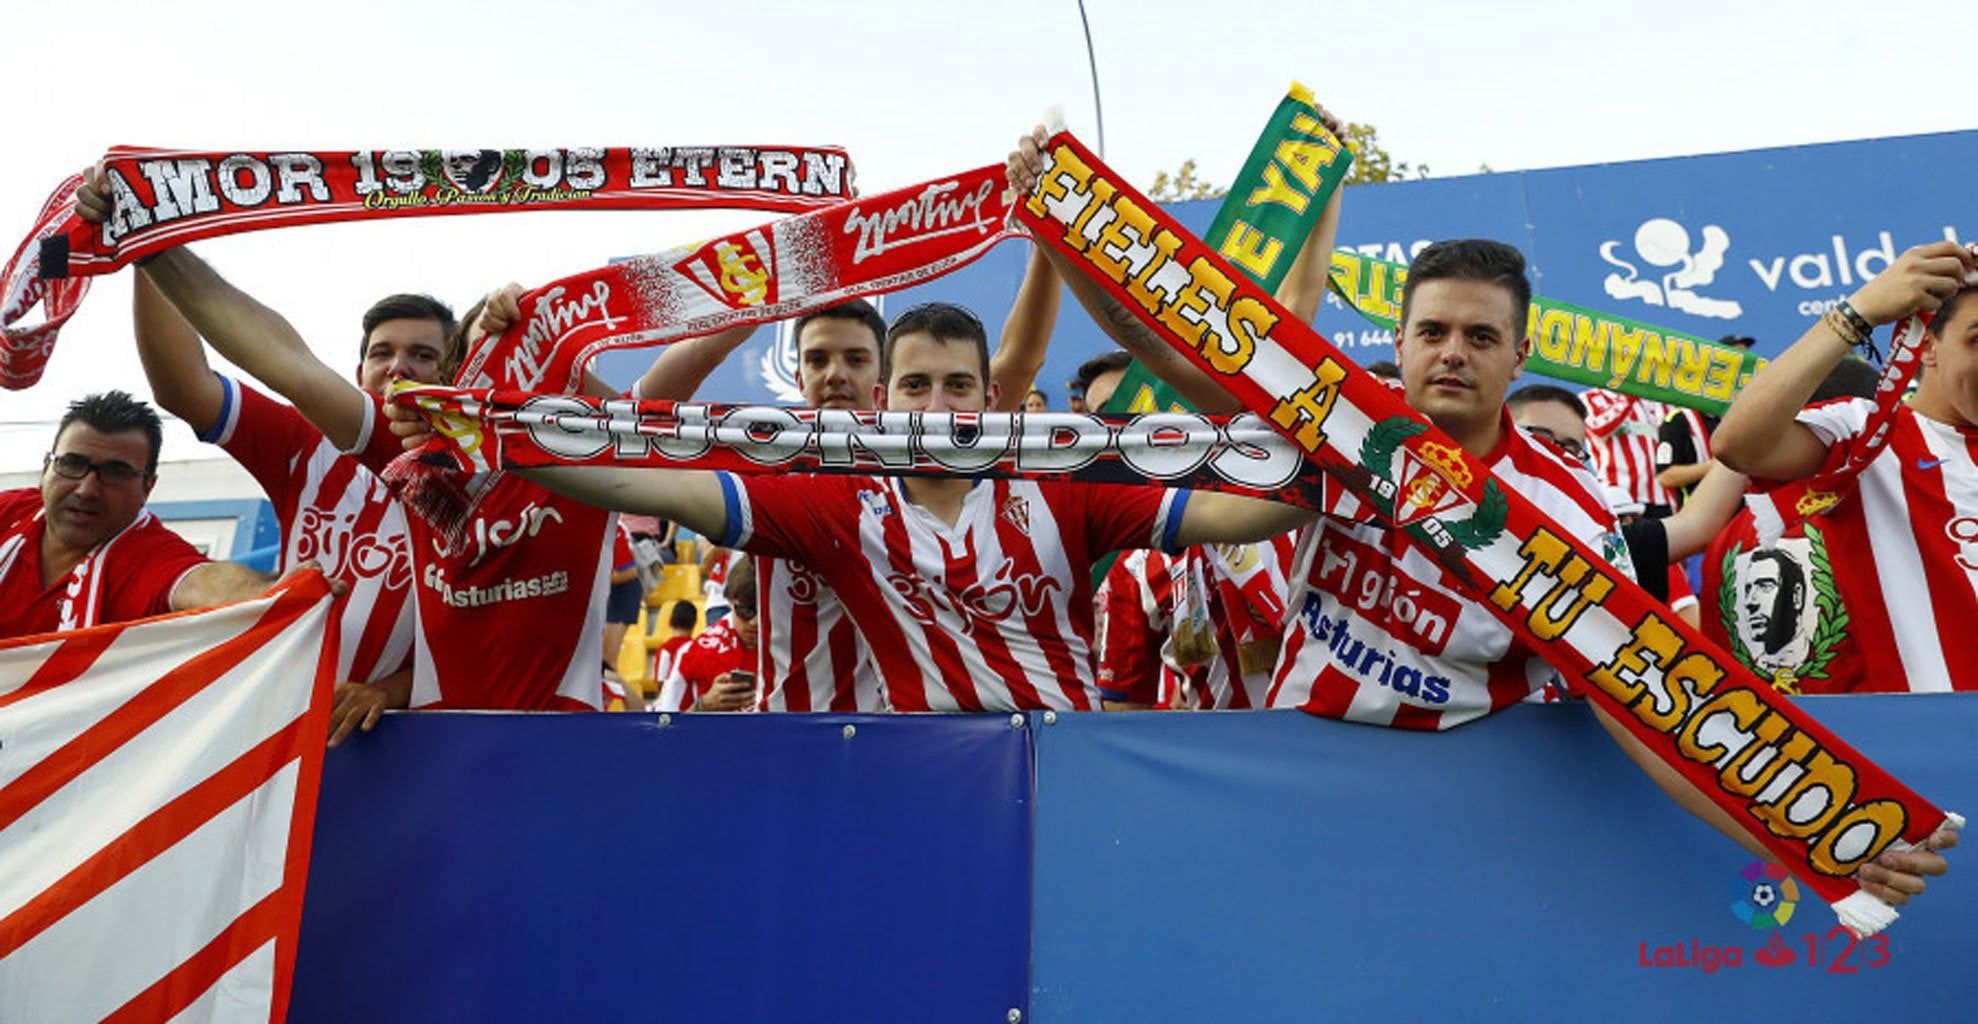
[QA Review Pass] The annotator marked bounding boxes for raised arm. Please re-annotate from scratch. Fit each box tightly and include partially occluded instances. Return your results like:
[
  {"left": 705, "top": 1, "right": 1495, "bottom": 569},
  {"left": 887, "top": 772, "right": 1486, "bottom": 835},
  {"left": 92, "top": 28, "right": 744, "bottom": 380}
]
[
  {"left": 76, "top": 167, "right": 370, "bottom": 449},
  {"left": 987, "top": 245, "right": 1062, "bottom": 411},
  {"left": 629, "top": 325, "right": 759, "bottom": 401},
  {"left": 132, "top": 272, "right": 225, "bottom": 434},
  {"left": 137, "top": 249, "right": 372, "bottom": 450},
  {"left": 1714, "top": 241, "right": 1976, "bottom": 480},
  {"left": 1266, "top": 101, "right": 1345, "bottom": 326},
  {"left": 1009, "top": 127, "right": 1242, "bottom": 414}
]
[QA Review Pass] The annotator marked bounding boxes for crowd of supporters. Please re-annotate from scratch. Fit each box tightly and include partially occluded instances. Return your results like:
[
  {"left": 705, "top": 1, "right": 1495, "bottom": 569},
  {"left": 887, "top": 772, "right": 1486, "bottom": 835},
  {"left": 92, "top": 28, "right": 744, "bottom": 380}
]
[{"left": 5, "top": 118, "right": 1965, "bottom": 900}]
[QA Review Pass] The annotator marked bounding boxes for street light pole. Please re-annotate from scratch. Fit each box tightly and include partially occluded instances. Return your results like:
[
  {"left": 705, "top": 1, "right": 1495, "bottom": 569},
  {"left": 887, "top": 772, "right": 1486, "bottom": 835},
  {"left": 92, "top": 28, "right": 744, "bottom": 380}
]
[{"left": 1075, "top": 0, "right": 1106, "bottom": 157}]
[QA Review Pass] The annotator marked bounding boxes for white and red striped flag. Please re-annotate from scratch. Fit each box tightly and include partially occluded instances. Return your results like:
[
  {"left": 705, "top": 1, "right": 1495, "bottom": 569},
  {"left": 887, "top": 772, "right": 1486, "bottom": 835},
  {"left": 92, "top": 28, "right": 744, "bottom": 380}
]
[{"left": 0, "top": 573, "right": 337, "bottom": 1023}]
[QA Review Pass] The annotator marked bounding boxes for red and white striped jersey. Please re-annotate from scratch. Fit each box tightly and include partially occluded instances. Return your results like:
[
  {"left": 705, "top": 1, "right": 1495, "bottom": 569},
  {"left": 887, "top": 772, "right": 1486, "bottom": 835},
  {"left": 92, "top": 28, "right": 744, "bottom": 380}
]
[
  {"left": 1584, "top": 389, "right": 1674, "bottom": 510},
  {"left": 1775, "top": 400, "right": 1978, "bottom": 692},
  {"left": 1195, "top": 534, "right": 1299, "bottom": 710},
  {"left": 0, "top": 490, "right": 206, "bottom": 638},
  {"left": 1093, "top": 548, "right": 1186, "bottom": 707},
  {"left": 754, "top": 556, "right": 886, "bottom": 712},
  {"left": 657, "top": 618, "right": 756, "bottom": 712},
  {"left": 351, "top": 394, "right": 614, "bottom": 710},
  {"left": 1268, "top": 417, "right": 1630, "bottom": 729},
  {"left": 203, "top": 377, "right": 414, "bottom": 683},
  {"left": 721, "top": 473, "right": 1185, "bottom": 712}
]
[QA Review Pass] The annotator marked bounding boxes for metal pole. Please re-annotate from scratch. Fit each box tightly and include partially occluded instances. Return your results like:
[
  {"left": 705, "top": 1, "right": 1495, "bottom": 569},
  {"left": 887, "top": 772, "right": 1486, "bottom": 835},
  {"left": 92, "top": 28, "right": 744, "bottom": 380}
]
[{"left": 1075, "top": 0, "right": 1106, "bottom": 158}]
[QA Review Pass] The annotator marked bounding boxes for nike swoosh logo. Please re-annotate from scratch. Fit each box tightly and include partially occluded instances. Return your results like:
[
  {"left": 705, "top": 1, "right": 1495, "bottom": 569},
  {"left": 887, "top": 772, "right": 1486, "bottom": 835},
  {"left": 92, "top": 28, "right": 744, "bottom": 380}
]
[{"left": 1917, "top": 458, "right": 1948, "bottom": 471}]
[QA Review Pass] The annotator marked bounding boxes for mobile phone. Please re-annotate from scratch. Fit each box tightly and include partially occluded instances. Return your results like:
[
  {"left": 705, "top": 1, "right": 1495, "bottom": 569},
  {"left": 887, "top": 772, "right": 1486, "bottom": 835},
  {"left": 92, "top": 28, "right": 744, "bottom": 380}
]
[{"left": 727, "top": 671, "right": 756, "bottom": 686}]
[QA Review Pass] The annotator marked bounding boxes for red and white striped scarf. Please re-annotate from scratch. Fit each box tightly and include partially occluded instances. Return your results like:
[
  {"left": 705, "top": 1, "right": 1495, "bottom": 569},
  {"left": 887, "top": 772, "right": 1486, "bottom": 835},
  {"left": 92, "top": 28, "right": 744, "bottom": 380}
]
[{"left": 1, "top": 144, "right": 856, "bottom": 389}]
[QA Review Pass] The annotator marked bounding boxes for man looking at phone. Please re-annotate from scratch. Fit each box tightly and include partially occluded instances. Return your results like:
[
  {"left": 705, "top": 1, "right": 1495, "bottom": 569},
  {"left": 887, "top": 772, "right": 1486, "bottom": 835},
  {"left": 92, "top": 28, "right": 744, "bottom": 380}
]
[{"left": 656, "top": 557, "right": 760, "bottom": 712}]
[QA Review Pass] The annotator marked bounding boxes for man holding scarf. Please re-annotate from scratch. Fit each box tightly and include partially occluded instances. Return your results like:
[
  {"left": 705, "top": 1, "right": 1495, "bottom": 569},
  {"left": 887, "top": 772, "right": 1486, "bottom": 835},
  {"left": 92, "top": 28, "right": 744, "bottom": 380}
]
[
  {"left": 408, "top": 291, "right": 1316, "bottom": 713},
  {"left": 1713, "top": 241, "right": 1978, "bottom": 694},
  {"left": 74, "top": 169, "right": 756, "bottom": 713},
  {"left": 1003, "top": 127, "right": 1953, "bottom": 906}
]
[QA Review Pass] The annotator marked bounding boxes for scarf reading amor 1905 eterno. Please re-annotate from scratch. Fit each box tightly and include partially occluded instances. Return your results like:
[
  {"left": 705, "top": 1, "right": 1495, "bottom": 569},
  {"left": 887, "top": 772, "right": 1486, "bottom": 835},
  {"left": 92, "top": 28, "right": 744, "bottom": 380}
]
[
  {"left": 1012, "top": 131, "right": 1959, "bottom": 935},
  {"left": 0, "top": 145, "right": 856, "bottom": 389}
]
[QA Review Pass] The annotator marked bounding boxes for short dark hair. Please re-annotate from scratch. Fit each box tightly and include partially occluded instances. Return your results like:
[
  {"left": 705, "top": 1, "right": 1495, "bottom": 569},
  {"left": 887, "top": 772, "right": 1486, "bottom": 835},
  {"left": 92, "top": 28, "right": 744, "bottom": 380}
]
[
  {"left": 360, "top": 293, "right": 456, "bottom": 355},
  {"left": 723, "top": 555, "right": 757, "bottom": 610},
  {"left": 55, "top": 391, "right": 164, "bottom": 474},
  {"left": 1718, "top": 334, "right": 1757, "bottom": 349},
  {"left": 1928, "top": 286, "right": 1978, "bottom": 337},
  {"left": 440, "top": 295, "right": 487, "bottom": 381},
  {"left": 883, "top": 302, "right": 989, "bottom": 384},
  {"left": 1505, "top": 383, "right": 1587, "bottom": 421},
  {"left": 1400, "top": 239, "right": 1533, "bottom": 340},
  {"left": 1810, "top": 357, "right": 1880, "bottom": 403},
  {"left": 1074, "top": 350, "right": 1133, "bottom": 390},
  {"left": 667, "top": 600, "right": 699, "bottom": 632},
  {"left": 1364, "top": 360, "right": 1401, "bottom": 380},
  {"left": 794, "top": 299, "right": 886, "bottom": 355}
]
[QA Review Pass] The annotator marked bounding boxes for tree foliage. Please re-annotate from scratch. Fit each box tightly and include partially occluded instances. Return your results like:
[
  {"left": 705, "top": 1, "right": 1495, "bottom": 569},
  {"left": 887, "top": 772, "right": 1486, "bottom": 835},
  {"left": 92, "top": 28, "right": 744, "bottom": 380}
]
[
  {"left": 1146, "top": 158, "right": 1226, "bottom": 202},
  {"left": 1337, "top": 122, "right": 1429, "bottom": 185},
  {"left": 1145, "top": 119, "right": 1439, "bottom": 200}
]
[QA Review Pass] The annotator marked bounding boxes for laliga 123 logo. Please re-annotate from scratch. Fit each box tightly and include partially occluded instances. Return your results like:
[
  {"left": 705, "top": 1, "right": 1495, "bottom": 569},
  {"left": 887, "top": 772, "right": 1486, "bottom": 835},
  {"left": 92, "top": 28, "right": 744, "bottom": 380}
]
[
  {"left": 1599, "top": 217, "right": 1744, "bottom": 320},
  {"left": 1730, "top": 860, "right": 1799, "bottom": 930},
  {"left": 1635, "top": 861, "right": 1893, "bottom": 974}
]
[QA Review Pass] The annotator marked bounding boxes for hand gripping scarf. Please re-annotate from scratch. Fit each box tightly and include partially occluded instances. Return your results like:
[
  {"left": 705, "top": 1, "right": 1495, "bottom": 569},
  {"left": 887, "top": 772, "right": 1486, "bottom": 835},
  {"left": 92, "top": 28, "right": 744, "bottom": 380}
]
[
  {"left": 0, "top": 145, "right": 857, "bottom": 389},
  {"left": 1748, "top": 263, "right": 1978, "bottom": 548},
  {"left": 1011, "top": 131, "right": 1960, "bottom": 936}
]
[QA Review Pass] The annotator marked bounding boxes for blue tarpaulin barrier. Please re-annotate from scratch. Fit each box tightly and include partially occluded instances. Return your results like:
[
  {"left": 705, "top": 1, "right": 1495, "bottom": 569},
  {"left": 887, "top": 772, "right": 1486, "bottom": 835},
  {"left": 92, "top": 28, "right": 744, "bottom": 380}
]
[{"left": 296, "top": 698, "right": 1975, "bottom": 1021}]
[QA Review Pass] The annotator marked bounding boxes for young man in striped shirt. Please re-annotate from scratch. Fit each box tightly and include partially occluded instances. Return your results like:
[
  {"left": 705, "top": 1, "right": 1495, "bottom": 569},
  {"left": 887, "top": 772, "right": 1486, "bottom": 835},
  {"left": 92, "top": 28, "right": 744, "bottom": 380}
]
[
  {"left": 1714, "top": 240, "right": 1978, "bottom": 693},
  {"left": 489, "top": 300, "right": 1313, "bottom": 712},
  {"left": 132, "top": 275, "right": 429, "bottom": 745}
]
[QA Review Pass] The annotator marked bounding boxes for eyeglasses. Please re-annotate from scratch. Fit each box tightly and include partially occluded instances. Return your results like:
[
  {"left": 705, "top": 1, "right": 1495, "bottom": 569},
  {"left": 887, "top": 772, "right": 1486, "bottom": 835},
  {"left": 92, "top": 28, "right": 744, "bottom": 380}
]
[
  {"left": 1521, "top": 426, "right": 1589, "bottom": 463},
  {"left": 729, "top": 605, "right": 758, "bottom": 622},
  {"left": 46, "top": 452, "right": 147, "bottom": 484}
]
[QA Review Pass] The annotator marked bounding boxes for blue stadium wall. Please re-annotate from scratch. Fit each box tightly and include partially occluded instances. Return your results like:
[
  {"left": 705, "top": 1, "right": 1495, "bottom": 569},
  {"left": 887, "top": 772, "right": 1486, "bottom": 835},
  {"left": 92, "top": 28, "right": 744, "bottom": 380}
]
[
  {"left": 594, "top": 130, "right": 1978, "bottom": 404},
  {"left": 293, "top": 696, "right": 1976, "bottom": 1021}
]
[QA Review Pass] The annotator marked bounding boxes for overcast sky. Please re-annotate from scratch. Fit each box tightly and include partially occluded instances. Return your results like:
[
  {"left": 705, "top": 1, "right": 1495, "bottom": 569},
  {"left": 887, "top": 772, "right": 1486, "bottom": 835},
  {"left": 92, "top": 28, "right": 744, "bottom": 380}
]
[{"left": 3, "top": 0, "right": 1974, "bottom": 471}]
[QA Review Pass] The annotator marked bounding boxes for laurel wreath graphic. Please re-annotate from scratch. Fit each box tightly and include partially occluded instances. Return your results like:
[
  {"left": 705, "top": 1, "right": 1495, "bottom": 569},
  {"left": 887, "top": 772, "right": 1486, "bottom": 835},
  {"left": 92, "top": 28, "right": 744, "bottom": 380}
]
[
  {"left": 1357, "top": 416, "right": 1428, "bottom": 516},
  {"left": 418, "top": 149, "right": 528, "bottom": 193}
]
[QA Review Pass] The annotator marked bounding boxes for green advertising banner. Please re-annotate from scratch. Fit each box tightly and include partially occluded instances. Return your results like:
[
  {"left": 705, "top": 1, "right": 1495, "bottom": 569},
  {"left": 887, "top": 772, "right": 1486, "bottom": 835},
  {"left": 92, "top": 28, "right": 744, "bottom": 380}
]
[{"left": 1327, "top": 249, "right": 1768, "bottom": 416}]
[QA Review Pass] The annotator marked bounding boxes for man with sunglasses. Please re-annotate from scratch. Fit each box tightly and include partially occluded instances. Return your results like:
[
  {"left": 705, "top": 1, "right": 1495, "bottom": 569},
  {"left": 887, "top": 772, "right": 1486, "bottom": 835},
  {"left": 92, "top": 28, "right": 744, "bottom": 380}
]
[{"left": 0, "top": 392, "right": 275, "bottom": 639}]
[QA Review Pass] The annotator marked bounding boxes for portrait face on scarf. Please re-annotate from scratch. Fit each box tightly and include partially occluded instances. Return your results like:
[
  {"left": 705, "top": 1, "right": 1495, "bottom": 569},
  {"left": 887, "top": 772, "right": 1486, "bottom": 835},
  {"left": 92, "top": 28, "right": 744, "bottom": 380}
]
[{"left": 441, "top": 149, "right": 504, "bottom": 193}]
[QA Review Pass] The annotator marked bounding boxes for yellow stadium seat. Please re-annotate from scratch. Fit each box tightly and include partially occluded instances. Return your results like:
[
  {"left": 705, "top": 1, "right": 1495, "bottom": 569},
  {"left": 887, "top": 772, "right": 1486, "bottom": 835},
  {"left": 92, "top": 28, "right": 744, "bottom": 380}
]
[{"left": 655, "top": 564, "right": 702, "bottom": 604}]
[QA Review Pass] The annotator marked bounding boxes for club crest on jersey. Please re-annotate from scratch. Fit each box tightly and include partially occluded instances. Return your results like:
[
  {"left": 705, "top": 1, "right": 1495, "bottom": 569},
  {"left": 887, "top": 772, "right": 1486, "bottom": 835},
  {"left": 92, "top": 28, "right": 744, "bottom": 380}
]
[
  {"left": 1794, "top": 490, "right": 1840, "bottom": 518},
  {"left": 677, "top": 230, "right": 777, "bottom": 309},
  {"left": 1000, "top": 494, "right": 1032, "bottom": 535}
]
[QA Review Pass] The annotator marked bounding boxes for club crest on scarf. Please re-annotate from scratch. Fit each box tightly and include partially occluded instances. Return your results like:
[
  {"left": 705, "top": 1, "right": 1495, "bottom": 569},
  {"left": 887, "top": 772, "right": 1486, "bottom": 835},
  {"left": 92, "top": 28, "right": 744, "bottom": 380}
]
[{"left": 677, "top": 230, "right": 777, "bottom": 309}]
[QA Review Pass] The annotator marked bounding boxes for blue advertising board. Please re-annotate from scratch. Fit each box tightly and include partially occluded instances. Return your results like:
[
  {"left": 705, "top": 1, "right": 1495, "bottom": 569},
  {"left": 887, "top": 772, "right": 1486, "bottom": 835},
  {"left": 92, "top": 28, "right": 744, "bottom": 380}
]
[{"left": 595, "top": 130, "right": 1976, "bottom": 403}]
